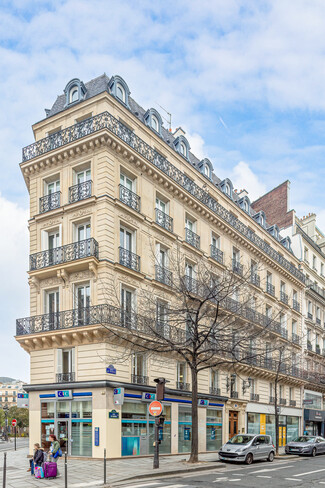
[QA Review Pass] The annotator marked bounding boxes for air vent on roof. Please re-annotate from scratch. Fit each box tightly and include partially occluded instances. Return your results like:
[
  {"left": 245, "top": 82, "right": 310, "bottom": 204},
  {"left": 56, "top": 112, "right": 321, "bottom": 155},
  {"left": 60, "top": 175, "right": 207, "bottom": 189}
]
[{"left": 135, "top": 111, "right": 139, "bottom": 116}]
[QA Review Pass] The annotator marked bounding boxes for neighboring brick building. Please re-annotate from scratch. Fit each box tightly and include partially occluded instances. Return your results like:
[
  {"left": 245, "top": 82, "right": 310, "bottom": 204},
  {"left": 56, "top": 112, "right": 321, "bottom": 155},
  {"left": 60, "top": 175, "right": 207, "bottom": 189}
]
[{"left": 252, "top": 181, "right": 295, "bottom": 230}]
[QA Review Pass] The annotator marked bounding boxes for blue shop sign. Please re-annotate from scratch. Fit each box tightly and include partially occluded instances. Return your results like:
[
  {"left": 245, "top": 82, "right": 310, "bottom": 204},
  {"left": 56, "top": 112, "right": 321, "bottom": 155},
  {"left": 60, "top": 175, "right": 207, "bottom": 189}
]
[
  {"left": 106, "top": 364, "right": 116, "bottom": 374},
  {"left": 56, "top": 390, "right": 72, "bottom": 400},
  {"left": 94, "top": 427, "right": 100, "bottom": 446}
]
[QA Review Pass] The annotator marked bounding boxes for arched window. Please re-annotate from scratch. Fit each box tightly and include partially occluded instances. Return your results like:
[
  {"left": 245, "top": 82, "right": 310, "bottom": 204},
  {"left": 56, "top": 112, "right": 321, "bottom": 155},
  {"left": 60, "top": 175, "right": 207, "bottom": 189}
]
[
  {"left": 109, "top": 76, "right": 130, "bottom": 107},
  {"left": 244, "top": 200, "right": 248, "bottom": 211},
  {"left": 70, "top": 87, "right": 78, "bottom": 103},
  {"left": 151, "top": 115, "right": 159, "bottom": 132},
  {"left": 225, "top": 183, "right": 230, "bottom": 195},
  {"left": 261, "top": 215, "right": 264, "bottom": 226},
  {"left": 116, "top": 83, "right": 126, "bottom": 103},
  {"left": 174, "top": 135, "right": 190, "bottom": 159},
  {"left": 64, "top": 78, "right": 87, "bottom": 107},
  {"left": 204, "top": 165, "right": 210, "bottom": 177},
  {"left": 180, "top": 142, "right": 186, "bottom": 156}
]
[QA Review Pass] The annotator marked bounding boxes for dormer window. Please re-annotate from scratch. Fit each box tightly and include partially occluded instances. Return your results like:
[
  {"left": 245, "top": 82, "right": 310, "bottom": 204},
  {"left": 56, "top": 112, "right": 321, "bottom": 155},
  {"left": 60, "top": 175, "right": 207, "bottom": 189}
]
[
  {"left": 173, "top": 135, "right": 190, "bottom": 160},
  {"left": 151, "top": 115, "right": 158, "bottom": 131},
  {"left": 64, "top": 78, "right": 87, "bottom": 107},
  {"left": 144, "top": 108, "right": 162, "bottom": 135},
  {"left": 180, "top": 142, "right": 186, "bottom": 156},
  {"left": 252, "top": 210, "right": 266, "bottom": 228},
  {"left": 239, "top": 196, "right": 251, "bottom": 213},
  {"left": 267, "top": 224, "right": 279, "bottom": 240},
  {"left": 204, "top": 165, "right": 209, "bottom": 177},
  {"left": 70, "top": 87, "right": 78, "bottom": 103},
  {"left": 116, "top": 83, "right": 126, "bottom": 103},
  {"left": 225, "top": 184, "right": 230, "bottom": 195},
  {"left": 108, "top": 75, "right": 130, "bottom": 107},
  {"left": 261, "top": 215, "right": 264, "bottom": 226},
  {"left": 199, "top": 158, "right": 213, "bottom": 180},
  {"left": 220, "top": 178, "right": 233, "bottom": 199}
]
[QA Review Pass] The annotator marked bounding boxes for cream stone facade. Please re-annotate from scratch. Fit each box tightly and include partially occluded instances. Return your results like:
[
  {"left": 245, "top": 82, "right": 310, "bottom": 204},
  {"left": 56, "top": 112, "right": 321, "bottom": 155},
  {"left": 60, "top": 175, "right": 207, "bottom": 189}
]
[{"left": 16, "top": 74, "right": 317, "bottom": 458}]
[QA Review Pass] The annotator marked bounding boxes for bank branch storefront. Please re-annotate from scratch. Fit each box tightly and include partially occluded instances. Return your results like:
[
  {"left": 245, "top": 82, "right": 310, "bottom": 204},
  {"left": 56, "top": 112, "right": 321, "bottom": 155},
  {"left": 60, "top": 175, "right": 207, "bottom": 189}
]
[{"left": 28, "top": 385, "right": 226, "bottom": 459}]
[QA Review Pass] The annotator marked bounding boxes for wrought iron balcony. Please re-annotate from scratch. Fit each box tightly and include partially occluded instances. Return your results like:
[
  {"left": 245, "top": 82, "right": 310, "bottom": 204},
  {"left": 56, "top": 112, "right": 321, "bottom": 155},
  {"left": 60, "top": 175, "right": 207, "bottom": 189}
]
[
  {"left": 316, "top": 318, "right": 321, "bottom": 325},
  {"left": 251, "top": 273, "right": 260, "bottom": 287},
  {"left": 269, "top": 396, "right": 275, "bottom": 404},
  {"left": 232, "top": 260, "right": 243, "bottom": 276},
  {"left": 131, "top": 374, "right": 148, "bottom": 385},
  {"left": 119, "top": 247, "right": 140, "bottom": 272},
  {"left": 209, "top": 387, "right": 221, "bottom": 396},
  {"left": 280, "top": 291, "right": 288, "bottom": 305},
  {"left": 307, "top": 341, "right": 313, "bottom": 351},
  {"left": 279, "top": 398, "right": 286, "bottom": 405},
  {"left": 183, "top": 275, "right": 199, "bottom": 294},
  {"left": 292, "top": 333, "right": 301, "bottom": 345},
  {"left": 308, "top": 312, "right": 313, "bottom": 320},
  {"left": 21, "top": 111, "right": 305, "bottom": 284},
  {"left": 156, "top": 321, "right": 170, "bottom": 338},
  {"left": 39, "top": 191, "right": 61, "bottom": 214},
  {"left": 176, "top": 382, "right": 190, "bottom": 391},
  {"left": 230, "top": 391, "right": 239, "bottom": 399},
  {"left": 69, "top": 180, "right": 92, "bottom": 203},
  {"left": 292, "top": 299, "right": 300, "bottom": 312},
  {"left": 56, "top": 372, "right": 75, "bottom": 383},
  {"left": 155, "top": 208, "right": 173, "bottom": 232},
  {"left": 250, "top": 393, "right": 259, "bottom": 401},
  {"left": 185, "top": 228, "right": 200, "bottom": 249},
  {"left": 29, "top": 238, "right": 99, "bottom": 271},
  {"left": 155, "top": 265, "right": 172, "bottom": 286},
  {"left": 119, "top": 184, "right": 141, "bottom": 212},
  {"left": 210, "top": 245, "right": 223, "bottom": 264},
  {"left": 289, "top": 400, "right": 297, "bottom": 407},
  {"left": 266, "top": 282, "right": 275, "bottom": 296}
]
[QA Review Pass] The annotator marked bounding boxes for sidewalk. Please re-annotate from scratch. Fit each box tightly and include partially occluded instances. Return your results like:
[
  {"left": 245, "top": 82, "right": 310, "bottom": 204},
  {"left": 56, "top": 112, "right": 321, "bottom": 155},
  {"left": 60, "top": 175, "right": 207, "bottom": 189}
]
[{"left": 1, "top": 448, "right": 222, "bottom": 488}]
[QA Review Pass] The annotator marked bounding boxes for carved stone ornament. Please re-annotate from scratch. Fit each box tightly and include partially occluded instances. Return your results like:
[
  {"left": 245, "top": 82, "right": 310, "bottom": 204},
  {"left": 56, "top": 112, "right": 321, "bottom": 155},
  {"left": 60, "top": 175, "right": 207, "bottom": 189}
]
[
  {"left": 40, "top": 277, "right": 61, "bottom": 288},
  {"left": 118, "top": 213, "right": 139, "bottom": 228},
  {"left": 41, "top": 218, "right": 62, "bottom": 229},
  {"left": 72, "top": 209, "right": 92, "bottom": 219},
  {"left": 70, "top": 270, "right": 92, "bottom": 282}
]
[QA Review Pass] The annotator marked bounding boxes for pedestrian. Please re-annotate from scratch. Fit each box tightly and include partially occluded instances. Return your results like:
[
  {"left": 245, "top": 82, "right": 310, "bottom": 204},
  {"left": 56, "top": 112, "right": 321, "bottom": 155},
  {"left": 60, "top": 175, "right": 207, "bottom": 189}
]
[
  {"left": 48, "top": 434, "right": 61, "bottom": 476},
  {"left": 27, "top": 443, "right": 44, "bottom": 474}
]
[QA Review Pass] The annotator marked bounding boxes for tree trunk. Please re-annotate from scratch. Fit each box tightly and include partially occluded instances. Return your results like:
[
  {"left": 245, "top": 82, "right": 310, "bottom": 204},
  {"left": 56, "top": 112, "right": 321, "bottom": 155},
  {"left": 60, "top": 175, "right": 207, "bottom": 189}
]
[{"left": 189, "top": 367, "right": 199, "bottom": 463}]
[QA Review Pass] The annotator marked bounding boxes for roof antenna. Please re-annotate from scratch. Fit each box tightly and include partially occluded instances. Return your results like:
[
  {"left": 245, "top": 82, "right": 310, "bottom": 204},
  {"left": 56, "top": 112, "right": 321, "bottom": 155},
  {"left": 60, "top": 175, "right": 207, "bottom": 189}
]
[{"left": 155, "top": 102, "right": 172, "bottom": 132}]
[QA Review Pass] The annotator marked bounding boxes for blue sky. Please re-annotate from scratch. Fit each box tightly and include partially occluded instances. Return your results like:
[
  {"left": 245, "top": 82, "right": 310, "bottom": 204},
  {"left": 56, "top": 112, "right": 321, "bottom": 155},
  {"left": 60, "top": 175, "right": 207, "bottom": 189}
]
[{"left": 1, "top": 0, "right": 325, "bottom": 380}]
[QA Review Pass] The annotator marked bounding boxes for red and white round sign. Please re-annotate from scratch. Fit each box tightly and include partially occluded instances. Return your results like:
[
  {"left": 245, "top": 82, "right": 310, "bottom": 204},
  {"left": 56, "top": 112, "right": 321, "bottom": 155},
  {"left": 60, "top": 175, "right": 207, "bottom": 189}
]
[
  {"left": 11, "top": 419, "right": 17, "bottom": 427},
  {"left": 148, "top": 401, "right": 163, "bottom": 417}
]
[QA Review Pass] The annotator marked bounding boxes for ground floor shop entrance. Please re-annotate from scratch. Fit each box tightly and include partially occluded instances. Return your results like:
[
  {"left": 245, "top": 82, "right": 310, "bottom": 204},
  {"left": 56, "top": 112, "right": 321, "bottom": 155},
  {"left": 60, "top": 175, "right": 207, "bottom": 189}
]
[
  {"left": 41, "top": 398, "right": 92, "bottom": 456},
  {"left": 229, "top": 411, "right": 239, "bottom": 438},
  {"left": 247, "top": 412, "right": 300, "bottom": 444}
]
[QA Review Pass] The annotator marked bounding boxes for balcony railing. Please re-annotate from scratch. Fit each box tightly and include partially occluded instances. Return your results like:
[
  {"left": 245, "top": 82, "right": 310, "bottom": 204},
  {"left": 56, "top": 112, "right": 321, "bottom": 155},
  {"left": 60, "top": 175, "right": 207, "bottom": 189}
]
[
  {"left": 155, "top": 208, "right": 173, "bottom": 232},
  {"left": 69, "top": 180, "right": 92, "bottom": 203},
  {"left": 210, "top": 387, "right": 221, "bottom": 396},
  {"left": 308, "top": 312, "right": 313, "bottom": 320},
  {"left": 307, "top": 342, "right": 313, "bottom": 351},
  {"left": 269, "top": 396, "right": 275, "bottom": 404},
  {"left": 250, "top": 393, "right": 259, "bottom": 401},
  {"left": 39, "top": 191, "right": 61, "bottom": 214},
  {"left": 280, "top": 291, "right": 288, "bottom": 305},
  {"left": 176, "top": 382, "right": 190, "bottom": 391},
  {"left": 56, "top": 372, "right": 75, "bottom": 383},
  {"left": 279, "top": 398, "right": 286, "bottom": 405},
  {"left": 316, "top": 318, "right": 321, "bottom": 325},
  {"left": 156, "top": 321, "right": 170, "bottom": 339},
  {"left": 251, "top": 273, "right": 260, "bottom": 287},
  {"left": 292, "top": 333, "right": 300, "bottom": 345},
  {"left": 155, "top": 265, "right": 172, "bottom": 286},
  {"left": 119, "top": 247, "right": 140, "bottom": 272},
  {"left": 131, "top": 374, "right": 148, "bottom": 385},
  {"left": 289, "top": 400, "right": 297, "bottom": 407},
  {"left": 29, "top": 238, "right": 99, "bottom": 271},
  {"left": 183, "top": 275, "right": 199, "bottom": 294},
  {"left": 210, "top": 245, "right": 223, "bottom": 265},
  {"left": 119, "top": 184, "right": 141, "bottom": 212},
  {"left": 232, "top": 260, "right": 243, "bottom": 276},
  {"left": 230, "top": 391, "right": 239, "bottom": 399},
  {"left": 21, "top": 111, "right": 305, "bottom": 284},
  {"left": 185, "top": 228, "right": 200, "bottom": 249},
  {"left": 292, "top": 299, "right": 300, "bottom": 313},
  {"left": 266, "top": 282, "right": 275, "bottom": 296}
]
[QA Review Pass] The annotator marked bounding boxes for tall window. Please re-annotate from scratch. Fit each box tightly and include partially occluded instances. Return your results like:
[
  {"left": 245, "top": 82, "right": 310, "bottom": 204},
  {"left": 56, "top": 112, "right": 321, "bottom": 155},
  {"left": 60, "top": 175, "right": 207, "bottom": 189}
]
[
  {"left": 120, "top": 227, "right": 133, "bottom": 252},
  {"left": 46, "top": 179, "right": 60, "bottom": 195},
  {"left": 210, "top": 369, "right": 219, "bottom": 390},
  {"left": 70, "top": 87, "right": 78, "bottom": 103},
  {"left": 177, "top": 362, "right": 187, "bottom": 385},
  {"left": 48, "top": 230, "right": 60, "bottom": 250},
  {"left": 267, "top": 271, "right": 272, "bottom": 285},
  {"left": 313, "top": 255, "right": 317, "bottom": 270},
  {"left": 304, "top": 247, "right": 309, "bottom": 262},
  {"left": 151, "top": 115, "right": 159, "bottom": 132},
  {"left": 75, "top": 284, "right": 90, "bottom": 325},
  {"left": 45, "top": 289, "right": 60, "bottom": 329},
  {"left": 121, "top": 287, "right": 134, "bottom": 328},
  {"left": 180, "top": 142, "right": 186, "bottom": 156},
  {"left": 76, "top": 168, "right": 91, "bottom": 184},
  {"left": 211, "top": 234, "right": 220, "bottom": 249},
  {"left": 57, "top": 348, "right": 75, "bottom": 377},
  {"left": 233, "top": 248, "right": 240, "bottom": 264},
  {"left": 292, "top": 320, "right": 297, "bottom": 335},
  {"left": 321, "top": 263, "right": 324, "bottom": 276},
  {"left": 185, "top": 263, "right": 194, "bottom": 279},
  {"left": 120, "top": 173, "right": 134, "bottom": 191},
  {"left": 156, "top": 196, "right": 167, "bottom": 214},
  {"left": 185, "top": 217, "right": 194, "bottom": 232},
  {"left": 116, "top": 83, "right": 126, "bottom": 103},
  {"left": 76, "top": 222, "right": 91, "bottom": 241}
]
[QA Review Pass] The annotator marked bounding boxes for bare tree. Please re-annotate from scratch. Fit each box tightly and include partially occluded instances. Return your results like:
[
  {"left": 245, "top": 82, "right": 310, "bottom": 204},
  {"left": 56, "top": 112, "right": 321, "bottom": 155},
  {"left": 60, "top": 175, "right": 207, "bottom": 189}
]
[{"left": 99, "top": 245, "right": 288, "bottom": 463}]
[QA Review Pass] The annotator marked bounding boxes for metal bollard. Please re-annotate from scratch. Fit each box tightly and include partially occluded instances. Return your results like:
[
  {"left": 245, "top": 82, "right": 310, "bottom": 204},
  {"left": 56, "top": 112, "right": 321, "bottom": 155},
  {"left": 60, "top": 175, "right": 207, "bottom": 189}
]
[
  {"left": 64, "top": 452, "right": 67, "bottom": 488},
  {"left": 3, "top": 452, "right": 6, "bottom": 488},
  {"left": 104, "top": 448, "right": 107, "bottom": 485}
]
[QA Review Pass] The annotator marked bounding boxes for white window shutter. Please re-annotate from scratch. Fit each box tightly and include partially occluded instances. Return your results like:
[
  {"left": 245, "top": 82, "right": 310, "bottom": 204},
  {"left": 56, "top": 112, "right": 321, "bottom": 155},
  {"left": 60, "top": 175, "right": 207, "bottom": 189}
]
[
  {"left": 71, "top": 348, "right": 75, "bottom": 373},
  {"left": 57, "top": 349, "right": 63, "bottom": 374}
]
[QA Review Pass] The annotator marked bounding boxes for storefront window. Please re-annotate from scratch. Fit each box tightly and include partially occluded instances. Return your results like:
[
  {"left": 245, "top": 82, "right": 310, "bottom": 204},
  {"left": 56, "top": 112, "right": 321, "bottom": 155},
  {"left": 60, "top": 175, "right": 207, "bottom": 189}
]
[
  {"left": 305, "top": 392, "right": 322, "bottom": 410},
  {"left": 287, "top": 416, "right": 299, "bottom": 443},
  {"left": 41, "top": 402, "right": 55, "bottom": 419},
  {"left": 265, "top": 415, "right": 275, "bottom": 442},
  {"left": 206, "top": 408, "right": 222, "bottom": 451},
  {"left": 178, "top": 406, "right": 192, "bottom": 453},
  {"left": 149, "top": 406, "right": 171, "bottom": 455},
  {"left": 71, "top": 400, "right": 92, "bottom": 418},
  {"left": 57, "top": 401, "right": 70, "bottom": 419},
  {"left": 71, "top": 422, "right": 92, "bottom": 456},
  {"left": 247, "top": 413, "right": 260, "bottom": 435}
]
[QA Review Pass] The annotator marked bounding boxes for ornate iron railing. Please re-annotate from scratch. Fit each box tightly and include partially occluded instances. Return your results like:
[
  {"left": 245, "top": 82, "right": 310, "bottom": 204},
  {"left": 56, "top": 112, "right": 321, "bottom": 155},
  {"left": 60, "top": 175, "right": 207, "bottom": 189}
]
[
  {"left": 230, "top": 391, "right": 238, "bottom": 399},
  {"left": 279, "top": 398, "right": 286, "bottom": 405},
  {"left": 232, "top": 259, "right": 243, "bottom": 276},
  {"left": 131, "top": 374, "right": 148, "bottom": 385},
  {"left": 289, "top": 400, "right": 296, "bottom": 407},
  {"left": 56, "top": 373, "right": 75, "bottom": 383},
  {"left": 155, "top": 208, "right": 173, "bottom": 232},
  {"left": 210, "top": 245, "right": 223, "bottom": 264},
  {"left": 280, "top": 291, "right": 288, "bottom": 305},
  {"left": 155, "top": 265, "right": 172, "bottom": 286},
  {"left": 292, "top": 299, "right": 300, "bottom": 312},
  {"left": 69, "top": 181, "right": 92, "bottom": 203},
  {"left": 307, "top": 312, "right": 313, "bottom": 320},
  {"left": 176, "top": 382, "right": 190, "bottom": 391},
  {"left": 30, "top": 238, "right": 99, "bottom": 270},
  {"left": 39, "top": 191, "right": 61, "bottom": 213},
  {"left": 266, "top": 282, "right": 275, "bottom": 296},
  {"left": 250, "top": 273, "right": 260, "bottom": 287},
  {"left": 183, "top": 275, "right": 199, "bottom": 294},
  {"left": 22, "top": 111, "right": 305, "bottom": 283},
  {"left": 209, "top": 387, "right": 221, "bottom": 396},
  {"left": 185, "top": 228, "right": 200, "bottom": 249},
  {"left": 119, "top": 247, "right": 140, "bottom": 272},
  {"left": 119, "top": 184, "right": 141, "bottom": 212},
  {"left": 307, "top": 342, "right": 313, "bottom": 351},
  {"left": 292, "top": 333, "right": 300, "bottom": 345},
  {"left": 316, "top": 318, "right": 321, "bottom": 325},
  {"left": 250, "top": 393, "right": 259, "bottom": 401}
]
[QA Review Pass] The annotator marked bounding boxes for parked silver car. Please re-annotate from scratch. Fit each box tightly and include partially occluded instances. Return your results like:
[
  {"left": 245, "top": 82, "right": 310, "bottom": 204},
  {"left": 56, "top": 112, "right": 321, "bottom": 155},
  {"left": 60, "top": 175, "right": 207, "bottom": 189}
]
[
  {"left": 219, "top": 434, "right": 275, "bottom": 464},
  {"left": 285, "top": 436, "right": 325, "bottom": 456}
]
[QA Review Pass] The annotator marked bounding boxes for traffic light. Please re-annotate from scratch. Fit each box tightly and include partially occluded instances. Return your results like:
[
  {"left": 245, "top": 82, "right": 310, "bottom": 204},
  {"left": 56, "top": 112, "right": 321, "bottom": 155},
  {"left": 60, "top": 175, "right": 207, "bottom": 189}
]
[{"left": 154, "top": 377, "right": 166, "bottom": 401}]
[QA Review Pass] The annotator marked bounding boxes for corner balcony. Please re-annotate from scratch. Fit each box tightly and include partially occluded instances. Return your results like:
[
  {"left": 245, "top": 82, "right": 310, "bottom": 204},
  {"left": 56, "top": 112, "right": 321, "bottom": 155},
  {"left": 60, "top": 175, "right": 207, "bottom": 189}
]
[
  {"left": 155, "top": 265, "right": 172, "bottom": 286},
  {"left": 292, "top": 299, "right": 300, "bottom": 313},
  {"left": 210, "top": 245, "right": 223, "bottom": 265},
  {"left": 119, "top": 247, "right": 140, "bottom": 272},
  {"left": 56, "top": 372, "right": 75, "bottom": 383},
  {"left": 185, "top": 228, "right": 200, "bottom": 249},
  {"left": 39, "top": 192, "right": 61, "bottom": 214},
  {"left": 155, "top": 208, "right": 173, "bottom": 232},
  {"left": 69, "top": 181, "right": 92, "bottom": 203},
  {"left": 29, "top": 238, "right": 99, "bottom": 271},
  {"left": 119, "top": 184, "right": 141, "bottom": 212},
  {"left": 210, "top": 387, "right": 221, "bottom": 396},
  {"left": 250, "top": 272, "right": 260, "bottom": 287}
]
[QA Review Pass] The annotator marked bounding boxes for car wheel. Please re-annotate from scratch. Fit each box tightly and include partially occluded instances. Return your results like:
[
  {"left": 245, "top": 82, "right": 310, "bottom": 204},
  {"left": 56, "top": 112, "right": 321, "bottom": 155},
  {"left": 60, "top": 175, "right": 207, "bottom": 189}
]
[
  {"left": 245, "top": 453, "right": 253, "bottom": 465},
  {"left": 267, "top": 451, "right": 275, "bottom": 462},
  {"left": 312, "top": 448, "right": 316, "bottom": 457}
]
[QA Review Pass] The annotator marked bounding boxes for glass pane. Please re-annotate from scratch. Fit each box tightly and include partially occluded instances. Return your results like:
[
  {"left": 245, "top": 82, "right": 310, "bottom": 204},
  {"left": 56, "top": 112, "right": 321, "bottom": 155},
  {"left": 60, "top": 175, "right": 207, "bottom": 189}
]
[
  {"left": 71, "top": 400, "right": 92, "bottom": 419},
  {"left": 71, "top": 422, "right": 92, "bottom": 456},
  {"left": 58, "top": 421, "right": 69, "bottom": 453},
  {"left": 41, "top": 402, "right": 55, "bottom": 419},
  {"left": 56, "top": 401, "right": 70, "bottom": 419},
  {"left": 178, "top": 406, "right": 192, "bottom": 453},
  {"left": 41, "top": 422, "right": 55, "bottom": 450}
]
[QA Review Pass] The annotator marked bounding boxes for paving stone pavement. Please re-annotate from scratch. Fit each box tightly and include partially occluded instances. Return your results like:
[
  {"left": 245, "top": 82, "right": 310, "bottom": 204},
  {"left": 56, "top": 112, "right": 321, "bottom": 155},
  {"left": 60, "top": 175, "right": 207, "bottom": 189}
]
[{"left": 0, "top": 447, "right": 221, "bottom": 487}]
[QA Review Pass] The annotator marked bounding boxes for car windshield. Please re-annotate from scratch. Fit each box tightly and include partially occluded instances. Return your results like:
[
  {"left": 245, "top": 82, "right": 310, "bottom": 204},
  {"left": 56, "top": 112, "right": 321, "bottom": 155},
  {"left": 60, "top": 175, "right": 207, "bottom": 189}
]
[
  {"left": 227, "top": 435, "right": 254, "bottom": 445},
  {"left": 293, "top": 436, "right": 316, "bottom": 443}
]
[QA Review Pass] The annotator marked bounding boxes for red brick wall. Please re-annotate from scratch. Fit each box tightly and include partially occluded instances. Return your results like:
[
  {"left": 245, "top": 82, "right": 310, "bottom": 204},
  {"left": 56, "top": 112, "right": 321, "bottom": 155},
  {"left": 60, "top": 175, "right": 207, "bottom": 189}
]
[{"left": 251, "top": 181, "right": 294, "bottom": 230}]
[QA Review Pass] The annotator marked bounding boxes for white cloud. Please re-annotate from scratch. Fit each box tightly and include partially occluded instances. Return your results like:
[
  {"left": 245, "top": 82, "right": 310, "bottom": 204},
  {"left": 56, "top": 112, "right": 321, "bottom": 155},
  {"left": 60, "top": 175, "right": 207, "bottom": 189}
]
[{"left": 230, "top": 161, "right": 267, "bottom": 201}]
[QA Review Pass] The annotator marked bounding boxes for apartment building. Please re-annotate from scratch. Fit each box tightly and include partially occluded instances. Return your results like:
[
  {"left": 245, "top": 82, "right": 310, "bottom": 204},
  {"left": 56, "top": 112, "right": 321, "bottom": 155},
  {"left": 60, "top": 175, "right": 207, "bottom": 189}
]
[
  {"left": 0, "top": 380, "right": 26, "bottom": 408},
  {"left": 16, "top": 74, "right": 310, "bottom": 458},
  {"left": 253, "top": 181, "right": 325, "bottom": 436}
]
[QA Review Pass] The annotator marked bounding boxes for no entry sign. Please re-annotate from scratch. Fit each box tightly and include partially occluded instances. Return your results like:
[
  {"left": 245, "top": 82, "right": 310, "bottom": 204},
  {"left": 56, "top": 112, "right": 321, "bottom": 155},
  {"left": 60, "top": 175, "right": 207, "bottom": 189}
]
[
  {"left": 11, "top": 419, "right": 17, "bottom": 427},
  {"left": 148, "top": 401, "right": 163, "bottom": 417}
]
